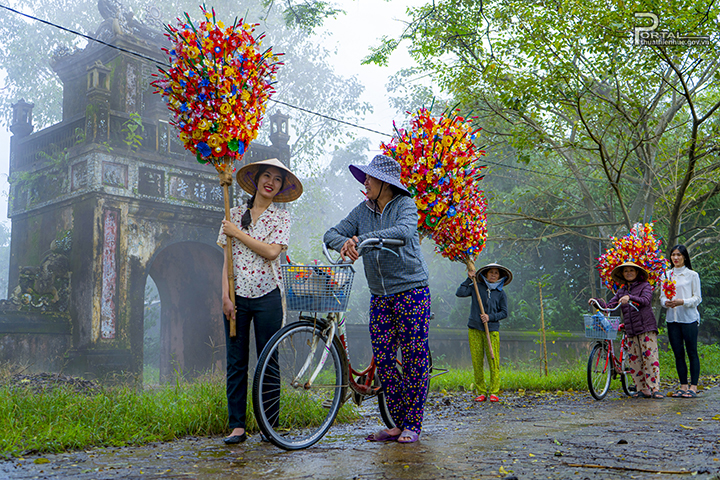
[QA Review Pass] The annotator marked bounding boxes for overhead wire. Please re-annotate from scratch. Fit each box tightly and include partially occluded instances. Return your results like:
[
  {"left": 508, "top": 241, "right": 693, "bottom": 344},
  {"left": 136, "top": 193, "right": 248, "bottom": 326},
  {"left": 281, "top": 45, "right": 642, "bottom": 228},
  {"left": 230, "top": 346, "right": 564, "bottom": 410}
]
[{"left": 0, "top": 2, "right": 612, "bottom": 185}]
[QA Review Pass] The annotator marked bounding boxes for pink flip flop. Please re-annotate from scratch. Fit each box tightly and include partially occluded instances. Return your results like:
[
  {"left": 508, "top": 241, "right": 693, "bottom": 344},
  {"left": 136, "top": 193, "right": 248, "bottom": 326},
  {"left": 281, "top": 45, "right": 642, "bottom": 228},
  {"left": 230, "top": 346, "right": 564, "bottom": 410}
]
[
  {"left": 397, "top": 429, "right": 419, "bottom": 444},
  {"left": 366, "top": 430, "right": 400, "bottom": 442}
]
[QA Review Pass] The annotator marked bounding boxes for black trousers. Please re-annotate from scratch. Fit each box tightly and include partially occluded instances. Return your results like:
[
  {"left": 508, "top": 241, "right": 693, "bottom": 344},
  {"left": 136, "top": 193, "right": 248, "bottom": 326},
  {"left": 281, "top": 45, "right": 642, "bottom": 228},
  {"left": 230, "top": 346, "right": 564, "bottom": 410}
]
[
  {"left": 667, "top": 321, "right": 700, "bottom": 386},
  {"left": 224, "top": 287, "right": 282, "bottom": 429}
]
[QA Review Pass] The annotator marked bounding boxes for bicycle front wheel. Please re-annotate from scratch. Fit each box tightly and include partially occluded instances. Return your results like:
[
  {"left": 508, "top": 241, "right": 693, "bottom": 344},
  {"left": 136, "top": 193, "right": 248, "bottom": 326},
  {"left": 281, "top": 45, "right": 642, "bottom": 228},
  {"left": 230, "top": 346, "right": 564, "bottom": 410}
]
[
  {"left": 252, "top": 321, "right": 347, "bottom": 450},
  {"left": 587, "top": 342, "right": 611, "bottom": 400}
]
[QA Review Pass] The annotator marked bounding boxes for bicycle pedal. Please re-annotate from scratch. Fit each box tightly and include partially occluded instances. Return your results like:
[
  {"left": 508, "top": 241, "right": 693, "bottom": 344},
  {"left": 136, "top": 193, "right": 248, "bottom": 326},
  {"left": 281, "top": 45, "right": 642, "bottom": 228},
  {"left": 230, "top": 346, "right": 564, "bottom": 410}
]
[{"left": 354, "top": 384, "right": 382, "bottom": 396}]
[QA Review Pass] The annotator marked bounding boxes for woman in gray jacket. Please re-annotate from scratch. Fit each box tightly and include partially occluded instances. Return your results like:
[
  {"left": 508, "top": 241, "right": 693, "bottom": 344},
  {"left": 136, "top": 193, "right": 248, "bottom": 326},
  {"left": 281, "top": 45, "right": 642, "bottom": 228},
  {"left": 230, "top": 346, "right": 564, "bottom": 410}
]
[{"left": 324, "top": 154, "right": 430, "bottom": 444}]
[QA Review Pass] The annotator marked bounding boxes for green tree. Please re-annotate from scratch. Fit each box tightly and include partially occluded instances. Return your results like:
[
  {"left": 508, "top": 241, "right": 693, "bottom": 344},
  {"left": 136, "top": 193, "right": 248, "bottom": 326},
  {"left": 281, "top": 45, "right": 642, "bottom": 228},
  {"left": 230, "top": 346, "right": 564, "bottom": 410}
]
[{"left": 367, "top": 0, "right": 720, "bottom": 252}]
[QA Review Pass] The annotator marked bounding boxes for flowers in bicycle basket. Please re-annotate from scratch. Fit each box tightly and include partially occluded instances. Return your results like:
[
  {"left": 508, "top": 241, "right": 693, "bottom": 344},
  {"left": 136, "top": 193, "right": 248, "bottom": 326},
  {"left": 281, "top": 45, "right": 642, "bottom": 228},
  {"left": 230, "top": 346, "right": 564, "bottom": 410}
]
[
  {"left": 591, "top": 312, "right": 612, "bottom": 333},
  {"left": 596, "top": 223, "right": 670, "bottom": 291}
]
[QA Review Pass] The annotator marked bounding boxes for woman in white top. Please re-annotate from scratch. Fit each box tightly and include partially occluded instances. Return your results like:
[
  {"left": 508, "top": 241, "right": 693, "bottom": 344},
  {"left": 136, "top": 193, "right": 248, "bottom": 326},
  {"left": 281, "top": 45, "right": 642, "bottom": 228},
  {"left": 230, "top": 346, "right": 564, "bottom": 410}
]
[{"left": 660, "top": 245, "right": 703, "bottom": 398}]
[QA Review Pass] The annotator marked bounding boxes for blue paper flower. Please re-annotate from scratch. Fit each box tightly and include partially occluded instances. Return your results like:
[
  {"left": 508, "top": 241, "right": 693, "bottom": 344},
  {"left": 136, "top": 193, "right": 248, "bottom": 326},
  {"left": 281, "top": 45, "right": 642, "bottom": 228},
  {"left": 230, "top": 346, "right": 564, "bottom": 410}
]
[{"left": 197, "top": 142, "right": 211, "bottom": 157}]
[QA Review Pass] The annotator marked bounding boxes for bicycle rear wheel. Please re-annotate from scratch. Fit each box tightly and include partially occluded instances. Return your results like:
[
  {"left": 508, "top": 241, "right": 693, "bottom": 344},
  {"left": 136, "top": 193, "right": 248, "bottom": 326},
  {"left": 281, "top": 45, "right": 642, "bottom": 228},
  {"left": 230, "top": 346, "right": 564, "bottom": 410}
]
[
  {"left": 376, "top": 350, "right": 433, "bottom": 429},
  {"left": 377, "top": 385, "right": 395, "bottom": 429},
  {"left": 587, "top": 342, "right": 611, "bottom": 400},
  {"left": 252, "top": 321, "right": 347, "bottom": 450},
  {"left": 620, "top": 355, "right": 636, "bottom": 397}
]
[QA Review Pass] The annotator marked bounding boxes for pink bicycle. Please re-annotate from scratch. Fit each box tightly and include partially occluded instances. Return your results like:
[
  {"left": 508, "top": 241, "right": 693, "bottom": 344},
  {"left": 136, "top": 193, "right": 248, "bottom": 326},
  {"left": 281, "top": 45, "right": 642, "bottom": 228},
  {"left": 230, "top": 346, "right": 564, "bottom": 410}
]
[{"left": 585, "top": 298, "right": 637, "bottom": 400}]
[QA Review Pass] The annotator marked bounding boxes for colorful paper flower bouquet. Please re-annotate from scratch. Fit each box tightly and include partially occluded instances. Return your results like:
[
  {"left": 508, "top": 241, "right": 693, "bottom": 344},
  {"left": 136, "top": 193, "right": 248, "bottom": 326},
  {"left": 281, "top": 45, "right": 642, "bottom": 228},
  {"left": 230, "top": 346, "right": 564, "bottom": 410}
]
[
  {"left": 151, "top": 5, "right": 281, "bottom": 172},
  {"left": 596, "top": 223, "right": 673, "bottom": 292},
  {"left": 380, "top": 107, "right": 488, "bottom": 264}
]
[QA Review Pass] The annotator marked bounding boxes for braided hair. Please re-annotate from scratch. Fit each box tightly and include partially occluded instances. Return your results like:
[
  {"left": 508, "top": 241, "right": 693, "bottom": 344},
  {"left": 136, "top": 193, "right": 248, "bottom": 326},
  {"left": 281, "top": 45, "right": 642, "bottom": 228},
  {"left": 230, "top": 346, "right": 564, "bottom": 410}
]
[{"left": 240, "top": 165, "right": 287, "bottom": 229}]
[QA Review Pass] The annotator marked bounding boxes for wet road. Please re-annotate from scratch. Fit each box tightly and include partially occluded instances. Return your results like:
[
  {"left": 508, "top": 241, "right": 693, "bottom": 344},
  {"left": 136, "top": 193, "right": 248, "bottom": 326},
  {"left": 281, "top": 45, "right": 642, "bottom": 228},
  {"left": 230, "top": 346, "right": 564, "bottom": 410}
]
[{"left": 4, "top": 386, "right": 719, "bottom": 479}]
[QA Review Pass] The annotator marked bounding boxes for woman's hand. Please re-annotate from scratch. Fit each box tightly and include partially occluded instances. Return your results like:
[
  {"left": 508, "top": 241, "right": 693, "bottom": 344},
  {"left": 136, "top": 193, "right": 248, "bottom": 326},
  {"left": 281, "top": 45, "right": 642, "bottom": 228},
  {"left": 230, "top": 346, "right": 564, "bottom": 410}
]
[
  {"left": 222, "top": 295, "right": 235, "bottom": 321},
  {"left": 480, "top": 314, "right": 489, "bottom": 323},
  {"left": 619, "top": 295, "right": 630, "bottom": 305},
  {"left": 467, "top": 268, "right": 476, "bottom": 279},
  {"left": 665, "top": 299, "right": 684, "bottom": 308},
  {"left": 340, "top": 236, "right": 360, "bottom": 262},
  {"left": 221, "top": 220, "right": 242, "bottom": 239}
]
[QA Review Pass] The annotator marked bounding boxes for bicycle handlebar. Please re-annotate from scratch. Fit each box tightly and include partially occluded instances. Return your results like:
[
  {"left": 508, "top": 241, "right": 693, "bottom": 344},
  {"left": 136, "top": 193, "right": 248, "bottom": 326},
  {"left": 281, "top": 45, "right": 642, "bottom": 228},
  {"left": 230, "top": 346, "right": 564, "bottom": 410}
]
[
  {"left": 322, "top": 238, "right": 406, "bottom": 264},
  {"left": 589, "top": 298, "right": 639, "bottom": 312}
]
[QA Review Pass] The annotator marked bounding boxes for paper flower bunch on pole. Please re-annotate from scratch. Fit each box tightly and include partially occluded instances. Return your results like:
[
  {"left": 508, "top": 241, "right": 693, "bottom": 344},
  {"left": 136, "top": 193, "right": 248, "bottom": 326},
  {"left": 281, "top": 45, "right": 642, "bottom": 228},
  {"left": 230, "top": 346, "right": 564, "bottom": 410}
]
[
  {"left": 381, "top": 108, "right": 494, "bottom": 358},
  {"left": 380, "top": 107, "right": 488, "bottom": 262},
  {"left": 597, "top": 223, "right": 671, "bottom": 291},
  {"left": 151, "top": 4, "right": 281, "bottom": 171},
  {"left": 151, "top": 5, "right": 281, "bottom": 338}
]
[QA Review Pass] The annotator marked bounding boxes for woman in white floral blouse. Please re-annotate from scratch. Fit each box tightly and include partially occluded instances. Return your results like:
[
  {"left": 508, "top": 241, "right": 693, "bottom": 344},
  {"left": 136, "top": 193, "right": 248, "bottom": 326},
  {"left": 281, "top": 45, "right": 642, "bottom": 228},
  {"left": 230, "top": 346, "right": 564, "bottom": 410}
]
[{"left": 216, "top": 158, "right": 303, "bottom": 444}]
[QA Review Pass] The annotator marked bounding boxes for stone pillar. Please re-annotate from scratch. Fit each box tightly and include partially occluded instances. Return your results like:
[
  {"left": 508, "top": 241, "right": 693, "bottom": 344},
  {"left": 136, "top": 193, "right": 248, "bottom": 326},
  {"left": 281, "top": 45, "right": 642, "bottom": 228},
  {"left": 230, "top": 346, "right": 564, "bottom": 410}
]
[
  {"left": 86, "top": 61, "right": 111, "bottom": 143},
  {"left": 9, "top": 99, "right": 34, "bottom": 138},
  {"left": 269, "top": 111, "right": 291, "bottom": 165}
]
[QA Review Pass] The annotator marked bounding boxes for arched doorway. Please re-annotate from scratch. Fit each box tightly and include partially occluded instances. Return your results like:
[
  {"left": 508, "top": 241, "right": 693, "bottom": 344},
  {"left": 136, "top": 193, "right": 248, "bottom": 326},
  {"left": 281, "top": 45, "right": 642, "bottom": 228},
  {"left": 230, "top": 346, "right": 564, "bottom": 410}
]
[{"left": 147, "top": 242, "right": 224, "bottom": 383}]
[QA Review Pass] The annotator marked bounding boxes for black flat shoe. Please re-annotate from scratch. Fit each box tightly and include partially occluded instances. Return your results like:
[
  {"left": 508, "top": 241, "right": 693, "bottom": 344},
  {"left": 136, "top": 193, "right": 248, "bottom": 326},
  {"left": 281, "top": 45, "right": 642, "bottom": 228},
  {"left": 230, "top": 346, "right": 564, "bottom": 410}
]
[{"left": 223, "top": 433, "right": 247, "bottom": 444}]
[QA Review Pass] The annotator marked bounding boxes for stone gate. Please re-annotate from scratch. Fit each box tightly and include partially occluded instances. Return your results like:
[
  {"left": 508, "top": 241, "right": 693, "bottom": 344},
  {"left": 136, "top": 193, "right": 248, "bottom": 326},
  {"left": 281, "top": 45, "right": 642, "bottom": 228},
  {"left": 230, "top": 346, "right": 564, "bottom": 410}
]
[{"left": 0, "top": 4, "right": 292, "bottom": 381}]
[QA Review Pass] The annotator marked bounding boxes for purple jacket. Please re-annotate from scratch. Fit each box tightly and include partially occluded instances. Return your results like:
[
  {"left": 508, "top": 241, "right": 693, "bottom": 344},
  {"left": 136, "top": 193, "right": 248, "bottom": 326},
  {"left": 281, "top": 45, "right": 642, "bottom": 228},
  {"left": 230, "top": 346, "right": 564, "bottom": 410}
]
[{"left": 596, "top": 281, "right": 657, "bottom": 337}]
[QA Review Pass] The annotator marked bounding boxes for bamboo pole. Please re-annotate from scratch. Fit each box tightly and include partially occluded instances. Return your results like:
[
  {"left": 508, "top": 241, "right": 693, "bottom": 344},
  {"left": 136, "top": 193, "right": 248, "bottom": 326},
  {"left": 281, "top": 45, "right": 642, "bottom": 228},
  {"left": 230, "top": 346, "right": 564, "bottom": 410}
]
[
  {"left": 219, "top": 161, "right": 236, "bottom": 338},
  {"left": 539, "top": 283, "right": 548, "bottom": 376},
  {"left": 464, "top": 258, "right": 494, "bottom": 360}
]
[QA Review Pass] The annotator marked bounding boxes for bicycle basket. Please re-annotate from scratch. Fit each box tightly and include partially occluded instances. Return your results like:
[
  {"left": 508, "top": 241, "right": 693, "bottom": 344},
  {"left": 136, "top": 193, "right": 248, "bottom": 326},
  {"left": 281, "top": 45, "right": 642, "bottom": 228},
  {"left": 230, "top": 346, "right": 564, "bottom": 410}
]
[
  {"left": 583, "top": 313, "right": 621, "bottom": 340},
  {"left": 282, "top": 264, "right": 355, "bottom": 312}
]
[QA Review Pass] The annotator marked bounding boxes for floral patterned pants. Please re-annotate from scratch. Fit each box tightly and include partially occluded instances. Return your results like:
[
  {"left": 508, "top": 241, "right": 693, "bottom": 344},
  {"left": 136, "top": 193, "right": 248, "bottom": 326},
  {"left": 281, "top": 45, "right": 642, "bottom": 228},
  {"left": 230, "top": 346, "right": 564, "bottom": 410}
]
[
  {"left": 369, "top": 287, "right": 431, "bottom": 435},
  {"left": 625, "top": 331, "right": 660, "bottom": 392}
]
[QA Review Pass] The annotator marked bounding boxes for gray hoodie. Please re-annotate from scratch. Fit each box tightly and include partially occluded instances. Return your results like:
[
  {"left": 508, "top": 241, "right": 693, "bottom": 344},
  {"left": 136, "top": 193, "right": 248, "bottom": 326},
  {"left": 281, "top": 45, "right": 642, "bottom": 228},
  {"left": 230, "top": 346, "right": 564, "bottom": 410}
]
[{"left": 323, "top": 195, "right": 429, "bottom": 296}]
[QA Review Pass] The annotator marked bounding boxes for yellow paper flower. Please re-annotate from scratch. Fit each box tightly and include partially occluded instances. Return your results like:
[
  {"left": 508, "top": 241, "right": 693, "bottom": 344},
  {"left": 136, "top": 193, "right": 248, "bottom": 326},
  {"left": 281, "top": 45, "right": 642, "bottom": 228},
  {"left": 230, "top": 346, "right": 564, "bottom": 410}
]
[{"left": 207, "top": 134, "right": 222, "bottom": 148}]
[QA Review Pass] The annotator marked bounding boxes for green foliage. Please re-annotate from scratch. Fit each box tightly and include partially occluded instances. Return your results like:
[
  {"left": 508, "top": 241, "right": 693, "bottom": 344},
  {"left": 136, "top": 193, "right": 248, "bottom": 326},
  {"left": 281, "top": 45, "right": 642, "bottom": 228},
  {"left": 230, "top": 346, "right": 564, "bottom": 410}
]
[
  {"left": 274, "top": 0, "right": 343, "bottom": 29},
  {"left": 373, "top": 0, "right": 720, "bottom": 262},
  {"left": 695, "top": 255, "right": 720, "bottom": 341},
  {"left": 121, "top": 112, "right": 144, "bottom": 152}
]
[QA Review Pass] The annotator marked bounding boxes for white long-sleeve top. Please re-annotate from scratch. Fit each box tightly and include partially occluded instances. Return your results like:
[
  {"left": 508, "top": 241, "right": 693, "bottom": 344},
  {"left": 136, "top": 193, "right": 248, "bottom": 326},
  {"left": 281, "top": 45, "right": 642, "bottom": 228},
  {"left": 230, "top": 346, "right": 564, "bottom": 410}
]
[{"left": 660, "top": 266, "right": 702, "bottom": 324}]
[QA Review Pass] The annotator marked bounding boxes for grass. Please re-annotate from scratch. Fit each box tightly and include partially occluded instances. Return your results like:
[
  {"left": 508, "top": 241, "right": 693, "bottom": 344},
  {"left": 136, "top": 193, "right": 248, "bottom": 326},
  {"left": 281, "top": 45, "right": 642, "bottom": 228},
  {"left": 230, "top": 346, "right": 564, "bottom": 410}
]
[
  {"left": 2, "top": 342, "right": 719, "bottom": 457},
  {"left": 0, "top": 374, "right": 228, "bottom": 457},
  {"left": 0, "top": 370, "right": 359, "bottom": 458},
  {"left": 659, "top": 342, "right": 720, "bottom": 380},
  {"left": 431, "top": 342, "right": 720, "bottom": 394},
  {"left": 430, "top": 362, "right": 588, "bottom": 393}
]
